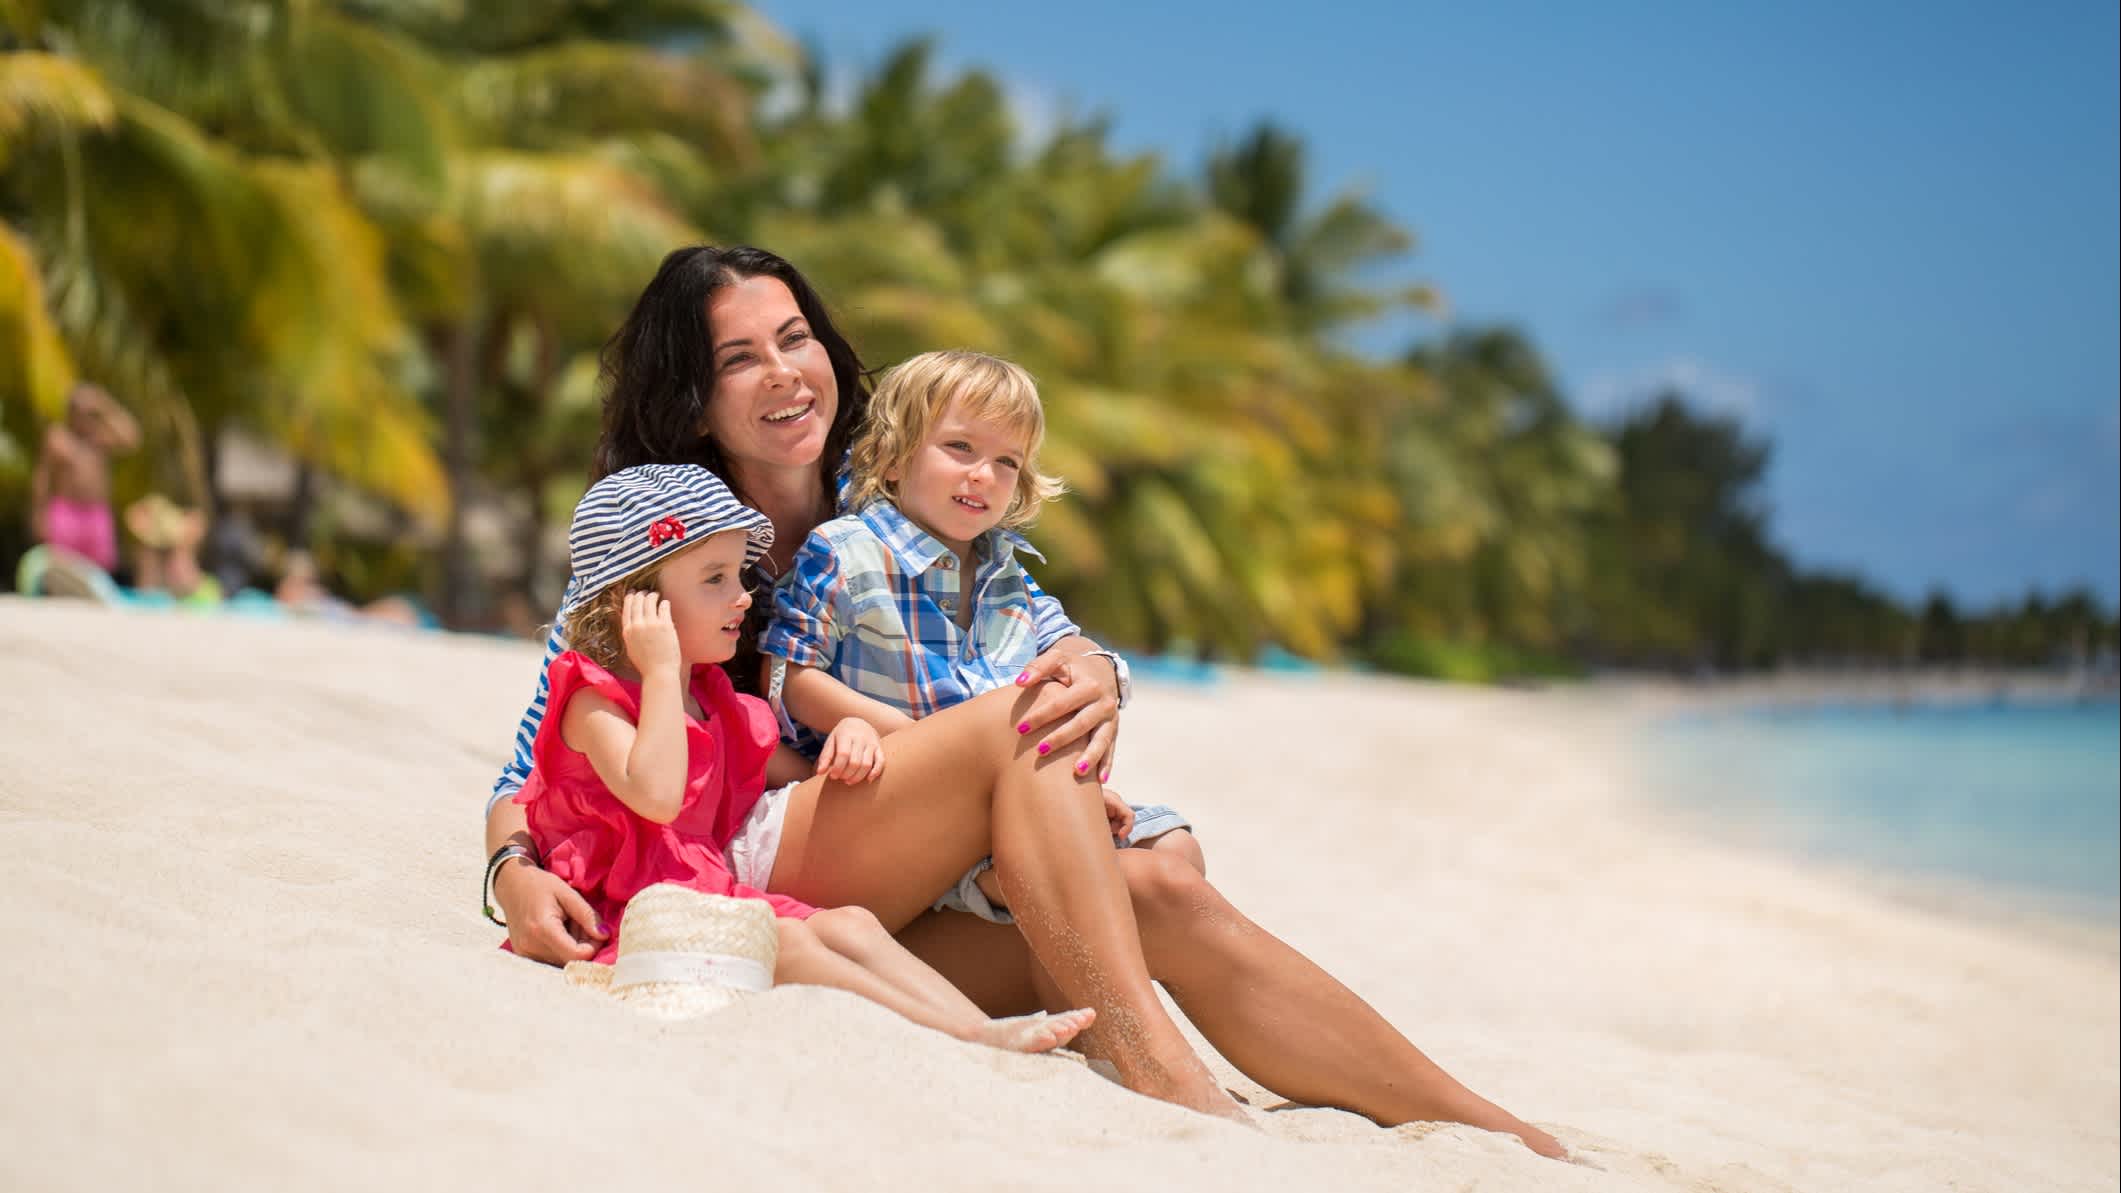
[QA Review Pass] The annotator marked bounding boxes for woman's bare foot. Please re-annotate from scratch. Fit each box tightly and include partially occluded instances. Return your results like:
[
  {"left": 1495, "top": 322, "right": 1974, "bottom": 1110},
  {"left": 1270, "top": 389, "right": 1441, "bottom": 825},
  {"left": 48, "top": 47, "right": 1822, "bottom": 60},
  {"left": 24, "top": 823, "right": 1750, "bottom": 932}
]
[
  {"left": 969, "top": 1007, "right": 1096, "bottom": 1053},
  {"left": 1449, "top": 1094, "right": 1568, "bottom": 1159},
  {"left": 1120, "top": 1045, "right": 1251, "bottom": 1124},
  {"left": 1512, "top": 1122, "right": 1568, "bottom": 1160}
]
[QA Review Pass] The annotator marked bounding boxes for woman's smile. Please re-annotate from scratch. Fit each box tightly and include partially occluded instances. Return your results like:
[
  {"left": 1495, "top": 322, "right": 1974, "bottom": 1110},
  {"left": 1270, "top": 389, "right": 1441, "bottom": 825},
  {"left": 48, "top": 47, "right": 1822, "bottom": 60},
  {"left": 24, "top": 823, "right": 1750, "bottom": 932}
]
[{"left": 702, "top": 276, "right": 840, "bottom": 475}]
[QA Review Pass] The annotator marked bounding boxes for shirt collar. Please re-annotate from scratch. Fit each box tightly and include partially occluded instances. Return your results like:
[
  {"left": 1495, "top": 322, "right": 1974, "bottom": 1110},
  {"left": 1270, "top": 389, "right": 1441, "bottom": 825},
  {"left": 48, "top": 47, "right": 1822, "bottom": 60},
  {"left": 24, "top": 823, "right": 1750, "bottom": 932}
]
[{"left": 855, "top": 499, "right": 1043, "bottom": 575}]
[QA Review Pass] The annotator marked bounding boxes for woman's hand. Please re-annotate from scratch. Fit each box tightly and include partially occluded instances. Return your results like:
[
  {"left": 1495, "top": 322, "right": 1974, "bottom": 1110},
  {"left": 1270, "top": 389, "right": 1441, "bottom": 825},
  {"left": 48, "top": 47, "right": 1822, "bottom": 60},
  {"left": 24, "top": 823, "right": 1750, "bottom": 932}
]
[
  {"left": 816, "top": 717, "right": 886, "bottom": 784},
  {"left": 494, "top": 859, "right": 606, "bottom": 964},
  {"left": 1012, "top": 646, "right": 1121, "bottom": 783}
]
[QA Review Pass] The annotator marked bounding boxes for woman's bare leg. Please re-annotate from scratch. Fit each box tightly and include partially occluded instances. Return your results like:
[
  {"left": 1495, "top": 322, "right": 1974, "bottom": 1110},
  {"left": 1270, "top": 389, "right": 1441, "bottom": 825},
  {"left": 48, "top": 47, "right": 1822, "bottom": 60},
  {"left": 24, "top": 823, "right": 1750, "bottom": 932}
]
[
  {"left": 893, "top": 857, "right": 1564, "bottom": 1158},
  {"left": 775, "top": 912, "right": 1092, "bottom": 1054},
  {"left": 1123, "top": 852, "right": 1563, "bottom": 1156},
  {"left": 766, "top": 686, "right": 1239, "bottom": 1118}
]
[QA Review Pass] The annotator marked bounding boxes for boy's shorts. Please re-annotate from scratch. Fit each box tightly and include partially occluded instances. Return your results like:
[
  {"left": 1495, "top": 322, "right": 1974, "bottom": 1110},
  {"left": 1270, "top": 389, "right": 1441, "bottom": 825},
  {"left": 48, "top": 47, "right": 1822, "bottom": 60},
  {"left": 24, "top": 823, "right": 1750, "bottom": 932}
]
[{"left": 934, "top": 802, "right": 1193, "bottom": 925}]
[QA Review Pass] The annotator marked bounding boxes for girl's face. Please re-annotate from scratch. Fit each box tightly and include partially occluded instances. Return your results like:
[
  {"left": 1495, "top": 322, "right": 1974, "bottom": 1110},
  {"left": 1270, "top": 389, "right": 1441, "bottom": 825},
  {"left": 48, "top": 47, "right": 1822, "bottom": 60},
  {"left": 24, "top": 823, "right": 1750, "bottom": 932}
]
[
  {"left": 885, "top": 402, "right": 1029, "bottom": 560},
  {"left": 655, "top": 530, "right": 754, "bottom": 666},
  {"left": 701, "top": 276, "right": 839, "bottom": 482}
]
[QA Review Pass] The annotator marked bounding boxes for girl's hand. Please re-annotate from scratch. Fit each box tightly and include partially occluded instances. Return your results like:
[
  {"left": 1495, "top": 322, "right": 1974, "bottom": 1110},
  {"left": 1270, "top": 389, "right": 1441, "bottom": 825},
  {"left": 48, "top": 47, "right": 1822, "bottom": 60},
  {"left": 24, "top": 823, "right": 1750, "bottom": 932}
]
[
  {"left": 817, "top": 717, "right": 885, "bottom": 784},
  {"left": 1012, "top": 648, "right": 1121, "bottom": 783},
  {"left": 1101, "top": 786, "right": 1135, "bottom": 845},
  {"left": 620, "top": 591, "right": 682, "bottom": 676}
]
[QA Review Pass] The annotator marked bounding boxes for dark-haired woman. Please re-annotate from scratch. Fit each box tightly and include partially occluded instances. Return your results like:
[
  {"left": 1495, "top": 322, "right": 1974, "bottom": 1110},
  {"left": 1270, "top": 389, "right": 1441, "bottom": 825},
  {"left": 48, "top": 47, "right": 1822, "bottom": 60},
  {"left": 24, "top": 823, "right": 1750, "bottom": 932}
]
[{"left": 483, "top": 246, "right": 1564, "bottom": 1156}]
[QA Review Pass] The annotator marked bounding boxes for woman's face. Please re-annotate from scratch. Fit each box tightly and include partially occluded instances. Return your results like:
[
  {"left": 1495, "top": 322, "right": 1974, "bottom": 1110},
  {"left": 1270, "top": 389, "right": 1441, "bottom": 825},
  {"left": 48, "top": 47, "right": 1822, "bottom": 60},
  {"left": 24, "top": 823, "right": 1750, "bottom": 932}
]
[{"left": 701, "top": 275, "right": 839, "bottom": 480}]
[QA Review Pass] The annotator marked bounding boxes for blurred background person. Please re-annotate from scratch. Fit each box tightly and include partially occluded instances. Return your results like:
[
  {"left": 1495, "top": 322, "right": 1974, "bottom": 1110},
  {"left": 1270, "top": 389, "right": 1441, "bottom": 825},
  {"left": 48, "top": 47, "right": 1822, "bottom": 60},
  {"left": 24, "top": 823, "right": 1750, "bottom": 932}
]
[
  {"left": 274, "top": 549, "right": 424, "bottom": 627},
  {"left": 124, "top": 493, "right": 220, "bottom": 608},
  {"left": 29, "top": 383, "right": 138, "bottom": 576}
]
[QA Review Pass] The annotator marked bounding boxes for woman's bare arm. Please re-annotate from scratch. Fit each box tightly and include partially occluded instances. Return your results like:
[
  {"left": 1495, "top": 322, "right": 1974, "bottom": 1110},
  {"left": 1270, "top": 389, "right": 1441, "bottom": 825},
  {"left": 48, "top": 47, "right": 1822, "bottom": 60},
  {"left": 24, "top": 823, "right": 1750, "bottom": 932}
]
[{"left": 485, "top": 796, "right": 604, "bottom": 963}]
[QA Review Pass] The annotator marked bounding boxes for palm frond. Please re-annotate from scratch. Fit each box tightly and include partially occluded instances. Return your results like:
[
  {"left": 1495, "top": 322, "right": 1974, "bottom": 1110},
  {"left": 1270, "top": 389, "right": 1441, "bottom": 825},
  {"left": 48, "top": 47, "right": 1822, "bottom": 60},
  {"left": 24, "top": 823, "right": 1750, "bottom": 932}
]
[
  {"left": 451, "top": 41, "right": 755, "bottom": 164},
  {"left": 0, "top": 222, "right": 76, "bottom": 419},
  {"left": 451, "top": 150, "right": 698, "bottom": 334},
  {"left": 42, "top": 0, "right": 296, "bottom": 137},
  {"left": 0, "top": 51, "right": 118, "bottom": 165},
  {"left": 277, "top": 10, "right": 455, "bottom": 199}
]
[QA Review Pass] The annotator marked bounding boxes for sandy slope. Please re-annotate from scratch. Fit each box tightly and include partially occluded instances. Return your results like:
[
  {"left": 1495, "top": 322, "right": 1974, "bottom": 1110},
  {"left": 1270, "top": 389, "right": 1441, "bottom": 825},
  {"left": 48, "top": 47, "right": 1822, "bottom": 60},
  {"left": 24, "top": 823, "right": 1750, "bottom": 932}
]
[{"left": 1, "top": 597, "right": 2111, "bottom": 1192}]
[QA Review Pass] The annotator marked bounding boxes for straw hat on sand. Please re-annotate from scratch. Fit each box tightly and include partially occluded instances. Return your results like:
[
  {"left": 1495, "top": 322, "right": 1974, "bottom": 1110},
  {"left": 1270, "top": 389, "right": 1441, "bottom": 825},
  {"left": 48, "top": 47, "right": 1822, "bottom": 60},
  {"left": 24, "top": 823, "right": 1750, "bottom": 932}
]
[{"left": 563, "top": 884, "right": 780, "bottom": 1020}]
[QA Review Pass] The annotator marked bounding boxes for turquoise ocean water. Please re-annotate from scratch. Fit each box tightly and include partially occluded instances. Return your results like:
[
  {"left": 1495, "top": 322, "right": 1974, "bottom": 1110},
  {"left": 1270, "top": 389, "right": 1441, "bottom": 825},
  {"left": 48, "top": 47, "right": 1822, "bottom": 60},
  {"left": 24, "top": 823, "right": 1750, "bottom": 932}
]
[{"left": 1645, "top": 697, "right": 2120, "bottom": 917}]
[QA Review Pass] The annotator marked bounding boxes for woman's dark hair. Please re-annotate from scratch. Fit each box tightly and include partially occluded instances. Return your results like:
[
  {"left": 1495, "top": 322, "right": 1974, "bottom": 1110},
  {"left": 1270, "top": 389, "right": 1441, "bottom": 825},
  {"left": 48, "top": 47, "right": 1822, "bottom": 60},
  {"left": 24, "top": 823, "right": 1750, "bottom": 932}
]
[
  {"left": 592, "top": 246, "right": 868, "bottom": 695},
  {"left": 592, "top": 245, "right": 871, "bottom": 505}
]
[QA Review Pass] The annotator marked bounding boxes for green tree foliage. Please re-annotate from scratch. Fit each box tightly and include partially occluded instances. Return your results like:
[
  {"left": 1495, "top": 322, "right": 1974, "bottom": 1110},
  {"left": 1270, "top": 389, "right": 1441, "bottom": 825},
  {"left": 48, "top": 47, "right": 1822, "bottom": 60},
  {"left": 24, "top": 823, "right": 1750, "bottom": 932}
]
[
  {"left": 1580, "top": 394, "right": 1786, "bottom": 669},
  {"left": 3, "top": 6, "right": 2110, "bottom": 662}
]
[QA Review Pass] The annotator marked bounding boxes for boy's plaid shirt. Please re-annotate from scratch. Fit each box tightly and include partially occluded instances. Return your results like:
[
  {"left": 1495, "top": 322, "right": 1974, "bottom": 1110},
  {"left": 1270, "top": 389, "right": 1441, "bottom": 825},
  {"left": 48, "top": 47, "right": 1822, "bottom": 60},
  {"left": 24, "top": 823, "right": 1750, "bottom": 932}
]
[{"left": 759, "top": 499, "right": 1078, "bottom": 752}]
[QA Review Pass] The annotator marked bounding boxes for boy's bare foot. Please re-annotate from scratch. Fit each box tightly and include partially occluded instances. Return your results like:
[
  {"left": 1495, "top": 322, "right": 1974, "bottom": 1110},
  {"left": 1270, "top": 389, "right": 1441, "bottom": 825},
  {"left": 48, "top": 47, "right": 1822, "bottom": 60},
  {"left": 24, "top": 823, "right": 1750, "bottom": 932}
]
[{"left": 971, "top": 1007, "right": 1096, "bottom": 1053}]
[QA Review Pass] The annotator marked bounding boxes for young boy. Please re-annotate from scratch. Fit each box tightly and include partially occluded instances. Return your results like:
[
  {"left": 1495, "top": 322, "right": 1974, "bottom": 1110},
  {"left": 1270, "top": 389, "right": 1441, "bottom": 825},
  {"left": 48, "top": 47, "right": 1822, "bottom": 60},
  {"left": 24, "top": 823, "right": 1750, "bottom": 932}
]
[{"left": 759, "top": 350, "right": 1202, "bottom": 923}]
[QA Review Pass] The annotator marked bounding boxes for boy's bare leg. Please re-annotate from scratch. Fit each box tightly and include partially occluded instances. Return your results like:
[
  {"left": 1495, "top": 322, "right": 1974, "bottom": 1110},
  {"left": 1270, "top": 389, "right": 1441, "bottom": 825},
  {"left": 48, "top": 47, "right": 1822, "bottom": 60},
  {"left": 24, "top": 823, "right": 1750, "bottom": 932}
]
[{"left": 1136, "top": 828, "right": 1206, "bottom": 875}]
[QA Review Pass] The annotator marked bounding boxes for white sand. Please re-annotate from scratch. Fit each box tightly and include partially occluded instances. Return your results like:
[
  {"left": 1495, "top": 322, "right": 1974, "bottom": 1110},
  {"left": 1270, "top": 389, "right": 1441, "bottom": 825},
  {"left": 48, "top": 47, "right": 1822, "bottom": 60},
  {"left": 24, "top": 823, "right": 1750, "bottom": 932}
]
[{"left": 1, "top": 597, "right": 2112, "bottom": 1192}]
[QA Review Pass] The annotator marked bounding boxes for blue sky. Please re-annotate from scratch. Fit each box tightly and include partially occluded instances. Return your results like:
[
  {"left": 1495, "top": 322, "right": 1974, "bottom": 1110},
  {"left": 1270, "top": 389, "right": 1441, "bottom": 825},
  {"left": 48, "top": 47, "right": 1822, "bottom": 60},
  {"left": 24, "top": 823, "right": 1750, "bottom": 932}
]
[{"left": 754, "top": 1, "right": 2120, "bottom": 606}]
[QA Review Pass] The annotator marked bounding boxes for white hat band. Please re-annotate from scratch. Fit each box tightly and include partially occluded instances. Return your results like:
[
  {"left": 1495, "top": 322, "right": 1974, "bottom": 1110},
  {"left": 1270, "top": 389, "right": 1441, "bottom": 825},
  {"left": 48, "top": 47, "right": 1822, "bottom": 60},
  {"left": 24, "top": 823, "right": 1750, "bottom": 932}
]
[{"left": 609, "top": 950, "right": 774, "bottom": 993}]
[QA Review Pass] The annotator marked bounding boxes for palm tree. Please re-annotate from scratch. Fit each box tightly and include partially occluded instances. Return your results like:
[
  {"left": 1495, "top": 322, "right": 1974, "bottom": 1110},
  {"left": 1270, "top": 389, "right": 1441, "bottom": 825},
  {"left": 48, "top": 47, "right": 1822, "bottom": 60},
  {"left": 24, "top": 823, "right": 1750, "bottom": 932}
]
[
  {"left": 1398, "top": 327, "right": 1616, "bottom": 651},
  {"left": 745, "top": 45, "right": 1418, "bottom": 657},
  {"left": 286, "top": 1, "right": 758, "bottom": 620},
  {"left": 1205, "top": 120, "right": 1435, "bottom": 335},
  {"left": 3, "top": 2, "right": 446, "bottom": 528}
]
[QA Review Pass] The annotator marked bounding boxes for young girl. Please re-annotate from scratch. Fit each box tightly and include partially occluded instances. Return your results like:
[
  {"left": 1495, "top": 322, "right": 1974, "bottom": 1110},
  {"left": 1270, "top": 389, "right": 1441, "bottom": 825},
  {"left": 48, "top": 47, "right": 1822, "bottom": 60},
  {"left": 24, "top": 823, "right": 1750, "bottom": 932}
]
[
  {"left": 513, "top": 462, "right": 1093, "bottom": 1054},
  {"left": 760, "top": 351, "right": 1195, "bottom": 921}
]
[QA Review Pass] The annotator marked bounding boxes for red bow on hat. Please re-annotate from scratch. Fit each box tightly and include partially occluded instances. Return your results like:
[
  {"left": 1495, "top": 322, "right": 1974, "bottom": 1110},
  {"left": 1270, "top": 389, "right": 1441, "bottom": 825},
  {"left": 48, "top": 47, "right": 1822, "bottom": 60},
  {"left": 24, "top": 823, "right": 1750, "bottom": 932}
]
[{"left": 647, "top": 516, "right": 686, "bottom": 547}]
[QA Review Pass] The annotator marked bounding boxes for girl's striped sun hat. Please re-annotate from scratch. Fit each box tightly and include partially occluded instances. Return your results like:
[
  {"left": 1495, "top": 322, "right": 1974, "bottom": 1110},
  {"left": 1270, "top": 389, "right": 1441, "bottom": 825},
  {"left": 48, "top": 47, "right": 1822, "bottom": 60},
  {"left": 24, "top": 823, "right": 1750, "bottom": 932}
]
[{"left": 558, "top": 464, "right": 773, "bottom": 623}]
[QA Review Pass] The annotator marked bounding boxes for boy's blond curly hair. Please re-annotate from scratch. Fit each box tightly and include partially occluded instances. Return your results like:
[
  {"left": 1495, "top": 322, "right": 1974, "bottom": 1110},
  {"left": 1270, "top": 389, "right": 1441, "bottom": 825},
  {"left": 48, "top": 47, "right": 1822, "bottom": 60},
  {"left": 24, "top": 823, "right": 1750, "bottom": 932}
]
[{"left": 845, "top": 350, "right": 1064, "bottom": 531}]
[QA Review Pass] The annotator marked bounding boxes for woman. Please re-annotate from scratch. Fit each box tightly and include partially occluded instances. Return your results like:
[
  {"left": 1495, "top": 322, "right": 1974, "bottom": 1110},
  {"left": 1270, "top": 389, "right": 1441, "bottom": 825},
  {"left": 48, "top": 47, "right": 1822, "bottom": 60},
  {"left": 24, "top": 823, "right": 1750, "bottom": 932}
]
[{"left": 483, "top": 246, "right": 1564, "bottom": 1155}]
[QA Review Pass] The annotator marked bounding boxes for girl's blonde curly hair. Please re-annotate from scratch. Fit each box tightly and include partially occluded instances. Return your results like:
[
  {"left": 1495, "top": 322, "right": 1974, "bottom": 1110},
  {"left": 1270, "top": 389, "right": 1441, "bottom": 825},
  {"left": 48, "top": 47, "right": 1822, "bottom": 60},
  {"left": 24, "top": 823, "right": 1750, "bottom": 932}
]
[
  {"left": 557, "top": 562, "right": 666, "bottom": 673},
  {"left": 845, "top": 350, "right": 1064, "bottom": 530}
]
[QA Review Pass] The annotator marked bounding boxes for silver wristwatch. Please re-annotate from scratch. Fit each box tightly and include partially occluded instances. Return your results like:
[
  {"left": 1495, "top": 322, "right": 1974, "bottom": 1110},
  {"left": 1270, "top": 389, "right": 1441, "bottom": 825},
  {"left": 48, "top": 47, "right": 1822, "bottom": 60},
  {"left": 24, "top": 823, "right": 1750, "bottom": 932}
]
[{"left": 1084, "top": 648, "right": 1132, "bottom": 709}]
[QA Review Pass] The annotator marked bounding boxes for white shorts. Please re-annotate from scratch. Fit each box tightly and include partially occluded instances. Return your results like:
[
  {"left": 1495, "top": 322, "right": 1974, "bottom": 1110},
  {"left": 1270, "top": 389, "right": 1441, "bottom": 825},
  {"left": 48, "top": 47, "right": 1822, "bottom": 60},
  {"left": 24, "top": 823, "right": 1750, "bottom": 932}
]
[{"left": 725, "top": 781, "right": 800, "bottom": 892}]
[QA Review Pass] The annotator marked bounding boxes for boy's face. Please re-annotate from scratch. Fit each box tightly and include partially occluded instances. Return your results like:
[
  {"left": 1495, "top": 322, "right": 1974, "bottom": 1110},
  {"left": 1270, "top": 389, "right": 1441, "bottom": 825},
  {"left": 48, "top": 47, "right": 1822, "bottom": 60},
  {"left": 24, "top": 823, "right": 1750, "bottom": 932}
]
[
  {"left": 653, "top": 530, "right": 754, "bottom": 666},
  {"left": 886, "top": 402, "right": 1028, "bottom": 559}
]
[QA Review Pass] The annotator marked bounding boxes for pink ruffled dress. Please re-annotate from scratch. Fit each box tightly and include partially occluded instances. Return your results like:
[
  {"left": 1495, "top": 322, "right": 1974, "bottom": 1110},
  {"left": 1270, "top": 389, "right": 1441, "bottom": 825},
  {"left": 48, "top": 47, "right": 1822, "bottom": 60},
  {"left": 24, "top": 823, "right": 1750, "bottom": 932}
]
[{"left": 516, "top": 651, "right": 814, "bottom": 964}]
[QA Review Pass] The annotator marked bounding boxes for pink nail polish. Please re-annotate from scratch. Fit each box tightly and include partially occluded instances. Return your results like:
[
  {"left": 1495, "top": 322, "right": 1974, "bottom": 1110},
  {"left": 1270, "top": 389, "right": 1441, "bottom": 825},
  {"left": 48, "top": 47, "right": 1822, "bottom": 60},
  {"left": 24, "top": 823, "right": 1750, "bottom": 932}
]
[
  {"left": 1015, "top": 672, "right": 1029, "bottom": 686},
  {"left": 1016, "top": 722, "right": 1030, "bottom": 734},
  {"left": 1075, "top": 761, "right": 1088, "bottom": 774},
  {"left": 1037, "top": 742, "right": 1051, "bottom": 756},
  {"left": 1099, "top": 772, "right": 1110, "bottom": 783}
]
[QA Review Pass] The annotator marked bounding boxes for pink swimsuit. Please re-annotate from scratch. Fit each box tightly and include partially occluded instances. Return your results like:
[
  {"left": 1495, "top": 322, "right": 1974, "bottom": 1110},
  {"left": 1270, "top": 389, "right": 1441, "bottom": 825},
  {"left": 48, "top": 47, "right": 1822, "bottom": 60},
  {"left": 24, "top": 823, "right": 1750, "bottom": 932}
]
[{"left": 41, "top": 497, "right": 118, "bottom": 572}]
